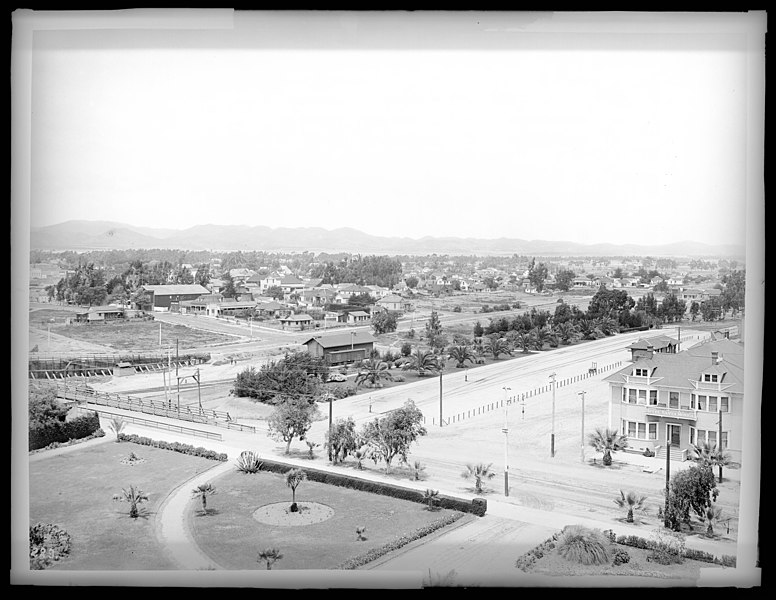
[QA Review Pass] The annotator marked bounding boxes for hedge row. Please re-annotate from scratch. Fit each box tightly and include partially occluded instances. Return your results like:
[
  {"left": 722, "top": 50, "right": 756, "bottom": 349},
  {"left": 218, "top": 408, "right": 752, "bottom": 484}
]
[
  {"left": 337, "top": 512, "right": 466, "bottom": 570},
  {"left": 118, "top": 434, "right": 228, "bottom": 462},
  {"left": 29, "top": 411, "right": 102, "bottom": 451},
  {"left": 254, "top": 457, "right": 488, "bottom": 517}
]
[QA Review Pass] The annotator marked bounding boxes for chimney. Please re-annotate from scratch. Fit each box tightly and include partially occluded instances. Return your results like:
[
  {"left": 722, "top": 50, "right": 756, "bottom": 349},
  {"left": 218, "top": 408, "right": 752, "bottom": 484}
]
[
  {"left": 646, "top": 343, "right": 654, "bottom": 359},
  {"left": 711, "top": 351, "right": 719, "bottom": 365}
]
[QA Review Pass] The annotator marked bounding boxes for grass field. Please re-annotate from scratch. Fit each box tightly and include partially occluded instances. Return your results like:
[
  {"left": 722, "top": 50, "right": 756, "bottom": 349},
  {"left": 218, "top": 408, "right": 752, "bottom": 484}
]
[{"left": 28, "top": 440, "right": 464, "bottom": 572}]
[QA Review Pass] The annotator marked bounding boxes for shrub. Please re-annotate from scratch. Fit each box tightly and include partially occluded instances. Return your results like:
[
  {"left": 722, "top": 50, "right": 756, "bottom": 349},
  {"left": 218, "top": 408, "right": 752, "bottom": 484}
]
[
  {"left": 556, "top": 525, "right": 612, "bottom": 566},
  {"left": 29, "top": 410, "right": 102, "bottom": 451},
  {"left": 515, "top": 532, "right": 561, "bottom": 572},
  {"left": 643, "top": 448, "right": 655, "bottom": 457},
  {"left": 118, "top": 434, "right": 228, "bottom": 461},
  {"left": 612, "top": 548, "right": 631, "bottom": 566},
  {"left": 648, "top": 528, "right": 686, "bottom": 565},
  {"left": 29, "top": 523, "right": 72, "bottom": 570},
  {"left": 235, "top": 450, "right": 264, "bottom": 473}
]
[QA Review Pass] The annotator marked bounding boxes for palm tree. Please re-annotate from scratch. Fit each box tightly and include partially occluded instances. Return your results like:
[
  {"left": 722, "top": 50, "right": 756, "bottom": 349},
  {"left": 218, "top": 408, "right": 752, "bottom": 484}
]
[
  {"left": 484, "top": 335, "right": 513, "bottom": 359},
  {"left": 412, "top": 460, "right": 426, "bottom": 481},
  {"left": 107, "top": 417, "right": 127, "bottom": 442},
  {"left": 530, "top": 327, "right": 551, "bottom": 351},
  {"left": 588, "top": 427, "right": 629, "bottom": 466},
  {"left": 461, "top": 462, "right": 496, "bottom": 494},
  {"left": 191, "top": 482, "right": 217, "bottom": 514},
  {"left": 703, "top": 504, "right": 725, "bottom": 537},
  {"left": 112, "top": 484, "right": 149, "bottom": 519},
  {"left": 577, "top": 319, "right": 599, "bottom": 340},
  {"left": 257, "top": 548, "right": 283, "bottom": 570},
  {"left": 597, "top": 316, "right": 620, "bottom": 336},
  {"left": 422, "top": 488, "right": 440, "bottom": 511},
  {"left": 356, "top": 526, "right": 367, "bottom": 541},
  {"left": 692, "top": 441, "right": 732, "bottom": 482},
  {"left": 613, "top": 490, "right": 647, "bottom": 523},
  {"left": 401, "top": 348, "right": 440, "bottom": 377},
  {"left": 285, "top": 468, "right": 307, "bottom": 512},
  {"left": 447, "top": 344, "right": 476, "bottom": 369},
  {"left": 354, "top": 357, "right": 394, "bottom": 388},
  {"left": 554, "top": 321, "right": 579, "bottom": 345},
  {"left": 513, "top": 331, "right": 533, "bottom": 354}
]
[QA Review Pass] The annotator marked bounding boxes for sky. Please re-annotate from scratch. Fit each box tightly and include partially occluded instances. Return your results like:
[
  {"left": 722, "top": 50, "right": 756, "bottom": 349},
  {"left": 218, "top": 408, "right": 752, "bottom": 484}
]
[{"left": 16, "top": 10, "right": 766, "bottom": 248}]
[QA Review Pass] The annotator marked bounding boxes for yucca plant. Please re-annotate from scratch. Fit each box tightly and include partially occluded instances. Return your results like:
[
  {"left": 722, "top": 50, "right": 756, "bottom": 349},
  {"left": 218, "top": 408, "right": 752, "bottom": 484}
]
[
  {"left": 614, "top": 490, "right": 648, "bottom": 523},
  {"left": 412, "top": 460, "right": 426, "bottom": 481},
  {"left": 422, "top": 489, "right": 440, "bottom": 511},
  {"left": 305, "top": 440, "right": 320, "bottom": 459},
  {"left": 112, "top": 484, "right": 149, "bottom": 519},
  {"left": 191, "top": 482, "right": 217, "bottom": 514},
  {"left": 587, "top": 427, "right": 629, "bottom": 466},
  {"left": 257, "top": 548, "right": 283, "bottom": 570},
  {"left": 356, "top": 526, "right": 367, "bottom": 541},
  {"left": 235, "top": 450, "right": 263, "bottom": 474}
]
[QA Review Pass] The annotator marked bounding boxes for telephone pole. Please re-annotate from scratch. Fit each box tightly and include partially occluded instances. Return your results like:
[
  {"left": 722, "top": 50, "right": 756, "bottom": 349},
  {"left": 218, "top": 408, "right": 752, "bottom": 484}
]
[
  {"left": 549, "top": 372, "right": 557, "bottom": 457},
  {"left": 578, "top": 390, "right": 586, "bottom": 463},
  {"left": 502, "top": 386, "right": 511, "bottom": 496}
]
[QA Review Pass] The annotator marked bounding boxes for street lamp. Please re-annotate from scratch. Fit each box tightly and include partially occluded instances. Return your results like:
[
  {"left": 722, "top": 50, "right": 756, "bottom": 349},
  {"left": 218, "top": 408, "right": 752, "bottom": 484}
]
[
  {"left": 578, "top": 390, "right": 586, "bottom": 464},
  {"left": 503, "top": 386, "right": 511, "bottom": 496},
  {"left": 549, "top": 372, "right": 557, "bottom": 458},
  {"left": 350, "top": 331, "right": 356, "bottom": 350},
  {"left": 327, "top": 393, "right": 334, "bottom": 462}
]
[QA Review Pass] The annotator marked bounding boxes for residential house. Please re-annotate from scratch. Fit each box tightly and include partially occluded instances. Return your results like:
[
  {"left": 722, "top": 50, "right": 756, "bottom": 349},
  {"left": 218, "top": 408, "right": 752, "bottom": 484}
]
[
  {"left": 279, "top": 275, "right": 306, "bottom": 296},
  {"left": 138, "top": 284, "right": 211, "bottom": 312},
  {"left": 260, "top": 274, "right": 283, "bottom": 294},
  {"left": 626, "top": 336, "right": 679, "bottom": 360},
  {"left": 207, "top": 278, "right": 225, "bottom": 294},
  {"left": 279, "top": 313, "right": 315, "bottom": 330},
  {"left": 346, "top": 310, "right": 371, "bottom": 325},
  {"left": 603, "top": 338, "right": 745, "bottom": 463},
  {"left": 229, "top": 268, "right": 255, "bottom": 285},
  {"left": 74, "top": 305, "right": 128, "bottom": 323},
  {"left": 572, "top": 277, "right": 596, "bottom": 289},
  {"left": 301, "top": 331, "right": 377, "bottom": 365},
  {"left": 255, "top": 300, "right": 287, "bottom": 319},
  {"left": 375, "top": 294, "right": 412, "bottom": 313}
]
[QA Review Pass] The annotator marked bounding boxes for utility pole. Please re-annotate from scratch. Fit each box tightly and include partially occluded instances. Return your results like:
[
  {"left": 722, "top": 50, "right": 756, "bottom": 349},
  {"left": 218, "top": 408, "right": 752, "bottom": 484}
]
[
  {"left": 578, "top": 390, "right": 586, "bottom": 463},
  {"left": 159, "top": 322, "right": 162, "bottom": 346},
  {"left": 328, "top": 394, "right": 334, "bottom": 462},
  {"left": 550, "top": 372, "right": 557, "bottom": 458},
  {"left": 176, "top": 338, "right": 179, "bottom": 409},
  {"left": 664, "top": 440, "right": 671, "bottom": 528},
  {"left": 503, "top": 386, "right": 511, "bottom": 496},
  {"left": 718, "top": 409, "right": 724, "bottom": 483},
  {"left": 439, "top": 369, "right": 443, "bottom": 427}
]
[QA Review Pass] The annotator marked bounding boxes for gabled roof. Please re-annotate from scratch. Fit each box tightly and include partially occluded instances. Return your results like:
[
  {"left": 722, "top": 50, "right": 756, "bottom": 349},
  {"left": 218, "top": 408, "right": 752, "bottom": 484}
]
[
  {"left": 377, "top": 294, "right": 405, "bottom": 303},
  {"left": 604, "top": 339, "right": 745, "bottom": 393},
  {"left": 280, "top": 313, "right": 314, "bottom": 321},
  {"left": 141, "top": 284, "right": 210, "bottom": 296},
  {"left": 76, "top": 305, "right": 125, "bottom": 315},
  {"left": 627, "top": 335, "right": 678, "bottom": 351},
  {"left": 348, "top": 311, "right": 370, "bottom": 317},
  {"left": 301, "top": 331, "right": 376, "bottom": 348},
  {"left": 280, "top": 275, "right": 304, "bottom": 285}
]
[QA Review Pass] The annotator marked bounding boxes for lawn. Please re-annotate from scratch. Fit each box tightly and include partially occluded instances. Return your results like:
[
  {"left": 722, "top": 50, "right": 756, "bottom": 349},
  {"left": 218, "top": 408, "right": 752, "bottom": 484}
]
[
  {"left": 188, "top": 468, "right": 465, "bottom": 570},
  {"left": 35, "top": 319, "right": 237, "bottom": 353},
  {"left": 28, "top": 440, "right": 465, "bottom": 572},
  {"left": 29, "top": 441, "right": 222, "bottom": 570}
]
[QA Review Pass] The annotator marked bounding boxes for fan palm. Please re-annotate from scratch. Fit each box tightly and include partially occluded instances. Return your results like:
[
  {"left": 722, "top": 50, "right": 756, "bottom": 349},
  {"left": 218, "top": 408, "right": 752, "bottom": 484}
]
[
  {"left": 703, "top": 504, "right": 725, "bottom": 537},
  {"left": 447, "top": 344, "right": 476, "bottom": 368},
  {"left": 191, "top": 482, "right": 217, "bottom": 514},
  {"left": 530, "top": 327, "right": 551, "bottom": 351},
  {"left": 614, "top": 490, "right": 647, "bottom": 523},
  {"left": 401, "top": 348, "right": 440, "bottom": 377},
  {"left": 692, "top": 441, "right": 731, "bottom": 482},
  {"left": 587, "top": 427, "right": 629, "bottom": 466},
  {"left": 112, "top": 484, "right": 149, "bottom": 519},
  {"left": 422, "top": 488, "right": 440, "bottom": 511},
  {"left": 513, "top": 331, "right": 533, "bottom": 354},
  {"left": 354, "top": 357, "right": 394, "bottom": 388},
  {"left": 484, "top": 335, "right": 513, "bottom": 359},
  {"left": 461, "top": 462, "right": 496, "bottom": 494},
  {"left": 554, "top": 321, "right": 579, "bottom": 345}
]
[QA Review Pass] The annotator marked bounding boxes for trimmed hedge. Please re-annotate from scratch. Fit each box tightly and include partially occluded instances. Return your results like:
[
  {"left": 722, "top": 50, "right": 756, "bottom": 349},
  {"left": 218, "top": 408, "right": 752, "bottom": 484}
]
[
  {"left": 337, "top": 512, "right": 466, "bottom": 569},
  {"left": 254, "top": 456, "right": 487, "bottom": 517},
  {"left": 29, "top": 411, "right": 102, "bottom": 451},
  {"left": 118, "top": 434, "right": 228, "bottom": 462}
]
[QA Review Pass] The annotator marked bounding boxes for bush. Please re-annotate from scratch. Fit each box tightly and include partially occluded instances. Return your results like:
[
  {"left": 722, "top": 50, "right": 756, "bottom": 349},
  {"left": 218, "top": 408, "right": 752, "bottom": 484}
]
[
  {"left": 556, "top": 525, "right": 612, "bottom": 566},
  {"left": 643, "top": 448, "right": 655, "bottom": 457},
  {"left": 29, "top": 523, "right": 72, "bottom": 570},
  {"left": 29, "top": 410, "right": 102, "bottom": 451},
  {"left": 648, "top": 528, "right": 686, "bottom": 565},
  {"left": 612, "top": 548, "right": 631, "bottom": 566},
  {"left": 515, "top": 532, "right": 561, "bottom": 572}
]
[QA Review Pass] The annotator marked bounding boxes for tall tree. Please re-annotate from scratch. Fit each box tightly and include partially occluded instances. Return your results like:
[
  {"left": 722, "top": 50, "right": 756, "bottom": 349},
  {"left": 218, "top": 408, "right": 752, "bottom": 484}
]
[
  {"left": 266, "top": 396, "right": 321, "bottom": 455},
  {"left": 359, "top": 400, "right": 427, "bottom": 469}
]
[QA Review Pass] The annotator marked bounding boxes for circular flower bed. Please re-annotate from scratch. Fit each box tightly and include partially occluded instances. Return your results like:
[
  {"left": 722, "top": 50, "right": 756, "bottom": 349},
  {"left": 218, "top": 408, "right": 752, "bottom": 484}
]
[{"left": 252, "top": 502, "right": 334, "bottom": 527}]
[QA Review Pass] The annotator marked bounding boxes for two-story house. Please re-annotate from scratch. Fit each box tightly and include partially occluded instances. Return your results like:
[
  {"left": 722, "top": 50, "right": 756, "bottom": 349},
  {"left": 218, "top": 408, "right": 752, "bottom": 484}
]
[{"left": 603, "top": 338, "right": 745, "bottom": 463}]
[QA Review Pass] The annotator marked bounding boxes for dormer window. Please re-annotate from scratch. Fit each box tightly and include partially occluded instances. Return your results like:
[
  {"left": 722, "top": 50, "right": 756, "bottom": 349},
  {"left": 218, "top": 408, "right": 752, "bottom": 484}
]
[
  {"left": 703, "top": 373, "right": 718, "bottom": 383},
  {"left": 634, "top": 368, "right": 649, "bottom": 377}
]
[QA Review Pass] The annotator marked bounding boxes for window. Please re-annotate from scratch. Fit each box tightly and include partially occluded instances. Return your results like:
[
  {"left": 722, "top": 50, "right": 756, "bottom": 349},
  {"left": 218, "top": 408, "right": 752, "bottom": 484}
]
[
  {"left": 649, "top": 390, "right": 658, "bottom": 405},
  {"left": 708, "top": 431, "right": 717, "bottom": 446},
  {"left": 703, "top": 373, "right": 718, "bottom": 383},
  {"left": 638, "top": 423, "right": 646, "bottom": 438},
  {"left": 697, "top": 395, "right": 706, "bottom": 411},
  {"left": 622, "top": 388, "right": 627, "bottom": 403},
  {"left": 635, "top": 368, "right": 649, "bottom": 376},
  {"left": 622, "top": 420, "right": 628, "bottom": 436},
  {"left": 721, "top": 432, "right": 728, "bottom": 449},
  {"left": 709, "top": 396, "right": 717, "bottom": 412},
  {"left": 689, "top": 427, "right": 696, "bottom": 445},
  {"left": 691, "top": 395, "right": 696, "bottom": 409},
  {"left": 721, "top": 397, "right": 729, "bottom": 412},
  {"left": 628, "top": 389, "right": 637, "bottom": 404},
  {"left": 669, "top": 391, "right": 679, "bottom": 409},
  {"left": 638, "top": 389, "right": 647, "bottom": 404},
  {"left": 648, "top": 423, "right": 657, "bottom": 440},
  {"left": 697, "top": 429, "right": 707, "bottom": 444},
  {"left": 628, "top": 422, "right": 636, "bottom": 437}
]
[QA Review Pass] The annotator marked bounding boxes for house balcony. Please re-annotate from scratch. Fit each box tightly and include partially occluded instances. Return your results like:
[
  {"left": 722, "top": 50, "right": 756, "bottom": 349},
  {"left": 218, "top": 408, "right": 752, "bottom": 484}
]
[{"left": 645, "top": 404, "right": 698, "bottom": 421}]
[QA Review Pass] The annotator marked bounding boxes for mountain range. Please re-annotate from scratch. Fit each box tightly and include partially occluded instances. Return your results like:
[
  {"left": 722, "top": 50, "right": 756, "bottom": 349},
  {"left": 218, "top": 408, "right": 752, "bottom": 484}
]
[{"left": 28, "top": 220, "right": 745, "bottom": 258}]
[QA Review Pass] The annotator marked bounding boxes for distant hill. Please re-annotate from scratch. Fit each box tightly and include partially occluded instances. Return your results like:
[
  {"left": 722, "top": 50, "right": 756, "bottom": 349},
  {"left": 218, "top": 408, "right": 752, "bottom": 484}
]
[{"left": 28, "top": 220, "right": 746, "bottom": 258}]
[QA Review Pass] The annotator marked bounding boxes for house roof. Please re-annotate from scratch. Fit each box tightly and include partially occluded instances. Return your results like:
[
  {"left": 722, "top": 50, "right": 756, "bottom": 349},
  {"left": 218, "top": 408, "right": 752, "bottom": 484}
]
[
  {"left": 257, "top": 301, "right": 284, "bottom": 311},
  {"left": 142, "top": 284, "right": 210, "bottom": 296},
  {"left": 626, "top": 335, "right": 678, "bottom": 351},
  {"left": 604, "top": 338, "right": 745, "bottom": 393},
  {"left": 280, "top": 275, "right": 304, "bottom": 285},
  {"left": 300, "top": 331, "right": 376, "bottom": 348},
  {"left": 377, "top": 294, "right": 405, "bottom": 303},
  {"left": 76, "top": 305, "right": 125, "bottom": 315},
  {"left": 348, "top": 311, "right": 370, "bottom": 317},
  {"left": 280, "top": 313, "right": 314, "bottom": 321}
]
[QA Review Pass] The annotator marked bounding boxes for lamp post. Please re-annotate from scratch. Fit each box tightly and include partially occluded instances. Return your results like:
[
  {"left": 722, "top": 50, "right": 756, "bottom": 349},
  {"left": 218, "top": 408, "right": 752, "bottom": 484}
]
[
  {"left": 549, "top": 372, "right": 557, "bottom": 458},
  {"left": 438, "top": 363, "right": 444, "bottom": 427},
  {"left": 578, "top": 390, "right": 586, "bottom": 463},
  {"left": 327, "top": 393, "right": 334, "bottom": 462},
  {"left": 503, "top": 386, "right": 511, "bottom": 496},
  {"left": 350, "top": 331, "right": 356, "bottom": 350}
]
